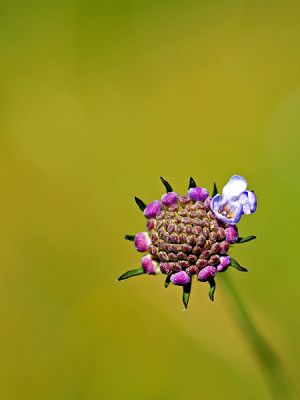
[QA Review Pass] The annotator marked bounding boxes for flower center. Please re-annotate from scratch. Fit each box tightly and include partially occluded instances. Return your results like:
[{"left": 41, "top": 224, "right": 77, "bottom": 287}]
[
  {"left": 146, "top": 197, "right": 230, "bottom": 276},
  {"left": 220, "top": 204, "right": 235, "bottom": 219}
]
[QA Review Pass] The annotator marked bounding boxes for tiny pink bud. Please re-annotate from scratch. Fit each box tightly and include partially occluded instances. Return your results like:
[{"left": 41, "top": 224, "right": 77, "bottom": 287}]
[
  {"left": 217, "top": 256, "right": 231, "bottom": 272},
  {"left": 203, "top": 196, "right": 212, "bottom": 209},
  {"left": 141, "top": 255, "right": 159, "bottom": 274},
  {"left": 161, "top": 191, "right": 179, "bottom": 206},
  {"left": 225, "top": 225, "right": 238, "bottom": 243},
  {"left": 170, "top": 271, "right": 191, "bottom": 286},
  {"left": 186, "top": 265, "right": 199, "bottom": 275},
  {"left": 196, "top": 258, "right": 208, "bottom": 269},
  {"left": 198, "top": 265, "right": 217, "bottom": 282},
  {"left": 219, "top": 241, "right": 229, "bottom": 254},
  {"left": 134, "top": 232, "right": 151, "bottom": 252},
  {"left": 146, "top": 218, "right": 156, "bottom": 230},
  {"left": 160, "top": 262, "right": 172, "bottom": 274},
  {"left": 188, "top": 187, "right": 209, "bottom": 202},
  {"left": 144, "top": 200, "right": 162, "bottom": 218}
]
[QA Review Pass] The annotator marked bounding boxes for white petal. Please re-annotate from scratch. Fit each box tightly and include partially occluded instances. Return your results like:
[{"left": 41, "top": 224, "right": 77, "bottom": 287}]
[
  {"left": 222, "top": 175, "right": 247, "bottom": 201},
  {"left": 232, "top": 203, "right": 244, "bottom": 222},
  {"left": 247, "top": 190, "right": 257, "bottom": 213}
]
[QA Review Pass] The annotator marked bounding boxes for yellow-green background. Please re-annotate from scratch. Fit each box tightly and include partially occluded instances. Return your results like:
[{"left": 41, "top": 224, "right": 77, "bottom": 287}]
[{"left": 0, "top": 1, "right": 299, "bottom": 399}]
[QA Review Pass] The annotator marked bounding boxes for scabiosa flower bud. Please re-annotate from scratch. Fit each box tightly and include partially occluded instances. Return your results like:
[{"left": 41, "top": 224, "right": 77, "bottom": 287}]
[
  {"left": 211, "top": 242, "right": 220, "bottom": 254},
  {"left": 204, "top": 196, "right": 212, "bottom": 209},
  {"left": 198, "top": 265, "right": 217, "bottom": 282},
  {"left": 209, "top": 255, "right": 220, "bottom": 265},
  {"left": 225, "top": 225, "right": 238, "bottom": 243},
  {"left": 171, "top": 262, "right": 182, "bottom": 272},
  {"left": 186, "top": 265, "right": 199, "bottom": 275},
  {"left": 169, "top": 233, "right": 179, "bottom": 244},
  {"left": 134, "top": 232, "right": 151, "bottom": 252},
  {"left": 149, "top": 245, "right": 158, "bottom": 256},
  {"left": 217, "top": 227, "right": 226, "bottom": 240},
  {"left": 119, "top": 175, "right": 257, "bottom": 307},
  {"left": 158, "top": 251, "right": 169, "bottom": 262},
  {"left": 179, "top": 195, "right": 191, "bottom": 204},
  {"left": 188, "top": 187, "right": 209, "bottom": 202},
  {"left": 141, "top": 255, "right": 160, "bottom": 274},
  {"left": 219, "top": 241, "right": 229, "bottom": 254},
  {"left": 169, "top": 252, "right": 178, "bottom": 261},
  {"left": 196, "top": 258, "right": 208, "bottom": 269},
  {"left": 217, "top": 256, "right": 231, "bottom": 272},
  {"left": 161, "top": 191, "right": 179, "bottom": 206},
  {"left": 171, "top": 271, "right": 190, "bottom": 286},
  {"left": 160, "top": 262, "right": 172, "bottom": 274},
  {"left": 144, "top": 200, "right": 162, "bottom": 218},
  {"left": 179, "top": 260, "right": 189, "bottom": 269}
]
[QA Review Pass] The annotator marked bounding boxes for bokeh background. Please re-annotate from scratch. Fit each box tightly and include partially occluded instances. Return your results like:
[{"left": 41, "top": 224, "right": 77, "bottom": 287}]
[{"left": 0, "top": 1, "right": 300, "bottom": 399}]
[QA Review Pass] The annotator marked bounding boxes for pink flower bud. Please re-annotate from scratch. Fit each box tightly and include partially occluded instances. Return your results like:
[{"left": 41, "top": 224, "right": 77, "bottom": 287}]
[
  {"left": 141, "top": 255, "right": 159, "bottom": 274},
  {"left": 144, "top": 200, "right": 162, "bottom": 218},
  {"left": 198, "top": 265, "right": 217, "bottom": 282},
  {"left": 225, "top": 225, "right": 238, "bottom": 243},
  {"left": 161, "top": 191, "right": 179, "bottom": 206},
  {"left": 188, "top": 187, "right": 209, "bottom": 202},
  {"left": 217, "top": 256, "right": 231, "bottom": 272},
  {"left": 134, "top": 232, "right": 151, "bottom": 252},
  {"left": 170, "top": 271, "right": 191, "bottom": 286}
]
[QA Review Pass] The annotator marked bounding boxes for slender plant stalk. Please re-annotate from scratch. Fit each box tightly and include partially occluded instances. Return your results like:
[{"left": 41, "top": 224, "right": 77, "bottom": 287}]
[{"left": 222, "top": 274, "right": 297, "bottom": 400}]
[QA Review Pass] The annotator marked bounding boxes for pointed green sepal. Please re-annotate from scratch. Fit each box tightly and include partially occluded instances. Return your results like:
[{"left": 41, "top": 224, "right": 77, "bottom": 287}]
[
  {"left": 236, "top": 235, "right": 257, "bottom": 244},
  {"left": 134, "top": 196, "right": 146, "bottom": 212},
  {"left": 160, "top": 176, "right": 173, "bottom": 193},
  {"left": 124, "top": 234, "right": 135, "bottom": 241},
  {"left": 230, "top": 258, "right": 248, "bottom": 272},
  {"left": 212, "top": 182, "right": 218, "bottom": 197},
  {"left": 188, "top": 177, "right": 197, "bottom": 189},
  {"left": 208, "top": 278, "right": 216, "bottom": 302},
  {"left": 182, "top": 280, "right": 192, "bottom": 309},
  {"left": 118, "top": 267, "right": 145, "bottom": 281},
  {"left": 164, "top": 275, "right": 171, "bottom": 288}
]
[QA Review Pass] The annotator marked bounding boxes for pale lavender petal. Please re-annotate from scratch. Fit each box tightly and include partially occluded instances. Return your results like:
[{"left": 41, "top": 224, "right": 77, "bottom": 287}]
[
  {"left": 232, "top": 202, "right": 244, "bottom": 223},
  {"left": 161, "top": 191, "right": 178, "bottom": 207},
  {"left": 144, "top": 200, "right": 162, "bottom": 218},
  {"left": 222, "top": 175, "right": 247, "bottom": 202},
  {"left": 141, "top": 255, "right": 159, "bottom": 274},
  {"left": 247, "top": 191, "right": 257, "bottom": 212},
  {"left": 238, "top": 190, "right": 257, "bottom": 214},
  {"left": 188, "top": 187, "right": 209, "bottom": 202},
  {"left": 225, "top": 225, "right": 238, "bottom": 243},
  {"left": 211, "top": 194, "right": 221, "bottom": 213},
  {"left": 170, "top": 271, "right": 190, "bottom": 286},
  {"left": 198, "top": 265, "right": 217, "bottom": 282},
  {"left": 134, "top": 232, "right": 151, "bottom": 252}
]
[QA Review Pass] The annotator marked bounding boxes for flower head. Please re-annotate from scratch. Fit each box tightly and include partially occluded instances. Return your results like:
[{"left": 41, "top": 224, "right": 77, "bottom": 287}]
[
  {"left": 118, "top": 176, "right": 257, "bottom": 308},
  {"left": 211, "top": 175, "right": 257, "bottom": 224}
]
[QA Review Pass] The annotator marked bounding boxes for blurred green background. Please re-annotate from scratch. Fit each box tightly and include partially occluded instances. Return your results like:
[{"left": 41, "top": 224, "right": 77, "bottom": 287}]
[{"left": 0, "top": 1, "right": 299, "bottom": 399}]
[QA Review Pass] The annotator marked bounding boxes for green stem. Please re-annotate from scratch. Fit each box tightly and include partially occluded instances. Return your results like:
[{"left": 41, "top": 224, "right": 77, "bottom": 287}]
[{"left": 222, "top": 274, "right": 297, "bottom": 400}]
